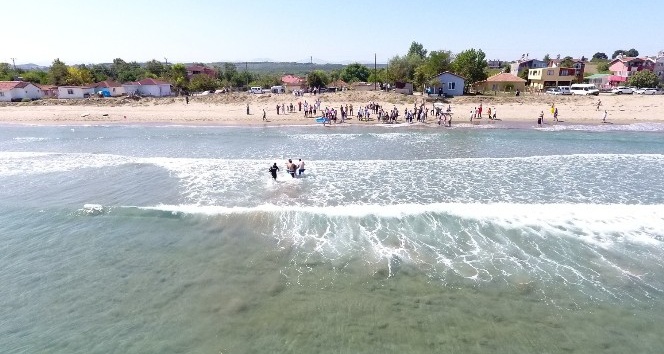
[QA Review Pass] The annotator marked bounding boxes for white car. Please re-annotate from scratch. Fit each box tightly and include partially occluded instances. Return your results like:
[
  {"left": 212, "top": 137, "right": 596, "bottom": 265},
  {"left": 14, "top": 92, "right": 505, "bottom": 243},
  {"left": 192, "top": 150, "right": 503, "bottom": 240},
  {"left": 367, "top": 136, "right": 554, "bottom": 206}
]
[
  {"left": 611, "top": 86, "right": 633, "bottom": 94},
  {"left": 635, "top": 88, "right": 658, "bottom": 95},
  {"left": 545, "top": 87, "right": 563, "bottom": 95}
]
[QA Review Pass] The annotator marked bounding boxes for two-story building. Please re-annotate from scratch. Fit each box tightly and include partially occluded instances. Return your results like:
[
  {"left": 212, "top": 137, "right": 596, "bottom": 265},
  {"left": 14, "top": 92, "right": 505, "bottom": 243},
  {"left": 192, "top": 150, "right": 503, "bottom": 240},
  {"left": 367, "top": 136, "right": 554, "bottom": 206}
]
[
  {"left": 547, "top": 57, "right": 586, "bottom": 83},
  {"left": 527, "top": 67, "right": 578, "bottom": 90},
  {"left": 608, "top": 55, "right": 655, "bottom": 80},
  {"left": 186, "top": 65, "right": 217, "bottom": 79}
]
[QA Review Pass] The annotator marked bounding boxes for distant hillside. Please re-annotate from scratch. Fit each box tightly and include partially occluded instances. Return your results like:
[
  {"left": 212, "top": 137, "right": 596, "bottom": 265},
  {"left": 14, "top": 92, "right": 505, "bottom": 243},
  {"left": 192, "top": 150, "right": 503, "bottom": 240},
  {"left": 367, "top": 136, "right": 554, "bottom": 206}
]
[
  {"left": 207, "top": 61, "right": 387, "bottom": 75},
  {"left": 16, "top": 63, "right": 48, "bottom": 71}
]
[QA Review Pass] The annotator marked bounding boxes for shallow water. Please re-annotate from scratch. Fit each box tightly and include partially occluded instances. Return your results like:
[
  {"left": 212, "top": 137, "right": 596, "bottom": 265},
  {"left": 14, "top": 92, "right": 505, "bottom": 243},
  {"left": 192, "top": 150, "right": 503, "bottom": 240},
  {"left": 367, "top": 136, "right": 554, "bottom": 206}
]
[{"left": 1, "top": 123, "right": 664, "bottom": 353}]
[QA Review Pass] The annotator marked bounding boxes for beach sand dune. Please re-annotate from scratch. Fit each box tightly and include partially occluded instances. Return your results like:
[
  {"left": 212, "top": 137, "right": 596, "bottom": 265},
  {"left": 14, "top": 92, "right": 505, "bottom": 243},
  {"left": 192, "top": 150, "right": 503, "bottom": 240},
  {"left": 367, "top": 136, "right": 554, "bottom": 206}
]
[{"left": 0, "top": 91, "right": 660, "bottom": 126}]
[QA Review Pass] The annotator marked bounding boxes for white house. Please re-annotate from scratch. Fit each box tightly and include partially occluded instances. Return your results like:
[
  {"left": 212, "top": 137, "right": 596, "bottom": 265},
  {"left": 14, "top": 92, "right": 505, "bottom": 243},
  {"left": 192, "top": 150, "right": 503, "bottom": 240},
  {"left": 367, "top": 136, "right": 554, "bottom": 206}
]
[
  {"left": 57, "top": 86, "right": 95, "bottom": 99},
  {"left": 432, "top": 72, "right": 466, "bottom": 97},
  {"left": 123, "top": 78, "right": 171, "bottom": 97},
  {"left": 0, "top": 81, "right": 43, "bottom": 102},
  {"left": 93, "top": 80, "right": 125, "bottom": 97}
]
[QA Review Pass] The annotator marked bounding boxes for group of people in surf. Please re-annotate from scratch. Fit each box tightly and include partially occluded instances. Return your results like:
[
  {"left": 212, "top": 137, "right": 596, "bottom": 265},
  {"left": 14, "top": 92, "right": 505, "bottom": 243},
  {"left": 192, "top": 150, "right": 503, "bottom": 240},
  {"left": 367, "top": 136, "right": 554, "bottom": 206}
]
[{"left": 268, "top": 159, "right": 305, "bottom": 180}]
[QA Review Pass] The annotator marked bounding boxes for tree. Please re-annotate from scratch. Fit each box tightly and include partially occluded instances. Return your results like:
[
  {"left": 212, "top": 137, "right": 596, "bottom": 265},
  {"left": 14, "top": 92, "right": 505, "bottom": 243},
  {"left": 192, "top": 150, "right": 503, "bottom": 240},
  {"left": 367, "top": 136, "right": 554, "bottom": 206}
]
[
  {"left": 188, "top": 74, "right": 218, "bottom": 92},
  {"left": 167, "top": 63, "right": 188, "bottom": 92},
  {"left": 306, "top": 70, "right": 329, "bottom": 88},
  {"left": 560, "top": 56, "right": 575, "bottom": 68},
  {"left": 451, "top": 48, "right": 488, "bottom": 85},
  {"left": 21, "top": 70, "right": 48, "bottom": 84},
  {"left": 612, "top": 49, "right": 639, "bottom": 59},
  {"left": 502, "top": 62, "right": 511, "bottom": 73},
  {"left": 48, "top": 58, "right": 69, "bottom": 85},
  {"left": 407, "top": 41, "right": 427, "bottom": 59},
  {"left": 223, "top": 62, "right": 237, "bottom": 82},
  {"left": 368, "top": 68, "right": 386, "bottom": 83},
  {"left": 628, "top": 70, "right": 659, "bottom": 88},
  {"left": 596, "top": 62, "right": 610, "bottom": 73},
  {"left": 518, "top": 69, "right": 529, "bottom": 81},
  {"left": 421, "top": 50, "right": 453, "bottom": 77},
  {"left": 65, "top": 66, "right": 94, "bottom": 85},
  {"left": 543, "top": 54, "right": 551, "bottom": 63},
  {"left": 340, "top": 63, "right": 370, "bottom": 82},
  {"left": 592, "top": 52, "right": 608, "bottom": 60},
  {"left": 145, "top": 59, "right": 166, "bottom": 77},
  {"left": 626, "top": 48, "right": 639, "bottom": 57},
  {"left": 89, "top": 64, "right": 112, "bottom": 82}
]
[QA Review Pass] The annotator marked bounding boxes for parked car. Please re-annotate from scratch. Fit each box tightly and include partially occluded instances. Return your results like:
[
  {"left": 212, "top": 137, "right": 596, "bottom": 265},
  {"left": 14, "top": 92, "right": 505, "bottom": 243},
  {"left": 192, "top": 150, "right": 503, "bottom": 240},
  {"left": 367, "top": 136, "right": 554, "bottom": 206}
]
[
  {"left": 611, "top": 86, "right": 633, "bottom": 94},
  {"left": 570, "top": 84, "right": 600, "bottom": 96},
  {"left": 635, "top": 88, "right": 658, "bottom": 95},
  {"left": 558, "top": 86, "right": 572, "bottom": 95},
  {"left": 545, "top": 87, "right": 562, "bottom": 95}
]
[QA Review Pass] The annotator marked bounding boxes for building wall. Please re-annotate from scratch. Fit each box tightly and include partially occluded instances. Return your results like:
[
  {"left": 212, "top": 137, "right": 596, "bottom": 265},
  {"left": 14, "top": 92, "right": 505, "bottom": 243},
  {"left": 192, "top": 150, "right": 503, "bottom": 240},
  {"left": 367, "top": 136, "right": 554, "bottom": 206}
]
[
  {"left": 138, "top": 84, "right": 171, "bottom": 97},
  {"left": 436, "top": 74, "right": 464, "bottom": 96},
  {"left": 528, "top": 67, "right": 576, "bottom": 89},
  {"left": 58, "top": 87, "right": 94, "bottom": 99}
]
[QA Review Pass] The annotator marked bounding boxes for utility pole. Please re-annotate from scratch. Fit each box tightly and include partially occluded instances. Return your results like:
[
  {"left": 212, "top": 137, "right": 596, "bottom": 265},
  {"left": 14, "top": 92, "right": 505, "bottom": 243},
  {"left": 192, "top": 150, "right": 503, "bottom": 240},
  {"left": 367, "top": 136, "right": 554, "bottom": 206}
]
[
  {"left": 11, "top": 58, "right": 16, "bottom": 71},
  {"left": 164, "top": 57, "right": 168, "bottom": 64},
  {"left": 245, "top": 62, "right": 248, "bottom": 89},
  {"left": 374, "top": 53, "right": 377, "bottom": 91}
]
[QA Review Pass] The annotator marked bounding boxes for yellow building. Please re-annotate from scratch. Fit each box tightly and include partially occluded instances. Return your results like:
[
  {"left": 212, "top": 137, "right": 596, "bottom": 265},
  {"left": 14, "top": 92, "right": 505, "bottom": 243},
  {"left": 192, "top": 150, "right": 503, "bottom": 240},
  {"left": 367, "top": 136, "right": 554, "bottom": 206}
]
[
  {"left": 474, "top": 73, "right": 526, "bottom": 93},
  {"left": 527, "top": 67, "right": 578, "bottom": 90}
]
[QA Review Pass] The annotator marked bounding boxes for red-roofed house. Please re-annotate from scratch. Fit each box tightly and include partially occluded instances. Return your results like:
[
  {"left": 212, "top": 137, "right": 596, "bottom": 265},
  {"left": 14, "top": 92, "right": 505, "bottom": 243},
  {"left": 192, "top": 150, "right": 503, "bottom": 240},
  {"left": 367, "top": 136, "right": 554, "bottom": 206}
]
[
  {"left": 0, "top": 81, "right": 43, "bottom": 102},
  {"left": 473, "top": 72, "right": 526, "bottom": 92},
  {"left": 281, "top": 75, "right": 306, "bottom": 88},
  {"left": 93, "top": 80, "right": 125, "bottom": 97},
  {"left": 186, "top": 65, "right": 217, "bottom": 79},
  {"left": 122, "top": 78, "right": 172, "bottom": 97},
  {"left": 37, "top": 84, "right": 58, "bottom": 98},
  {"left": 609, "top": 55, "right": 655, "bottom": 81}
]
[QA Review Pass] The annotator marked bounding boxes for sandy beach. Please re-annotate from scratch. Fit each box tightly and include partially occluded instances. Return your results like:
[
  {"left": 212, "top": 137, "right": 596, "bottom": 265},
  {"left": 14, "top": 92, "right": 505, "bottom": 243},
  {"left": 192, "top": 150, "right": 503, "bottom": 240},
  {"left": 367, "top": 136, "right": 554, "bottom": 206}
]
[{"left": 0, "top": 91, "right": 662, "bottom": 126}]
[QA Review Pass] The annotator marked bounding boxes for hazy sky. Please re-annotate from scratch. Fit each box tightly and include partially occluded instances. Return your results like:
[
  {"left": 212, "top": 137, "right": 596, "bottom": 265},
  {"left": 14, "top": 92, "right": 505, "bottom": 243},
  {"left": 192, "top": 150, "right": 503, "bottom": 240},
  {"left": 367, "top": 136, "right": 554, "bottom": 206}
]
[{"left": 4, "top": 0, "right": 662, "bottom": 66}]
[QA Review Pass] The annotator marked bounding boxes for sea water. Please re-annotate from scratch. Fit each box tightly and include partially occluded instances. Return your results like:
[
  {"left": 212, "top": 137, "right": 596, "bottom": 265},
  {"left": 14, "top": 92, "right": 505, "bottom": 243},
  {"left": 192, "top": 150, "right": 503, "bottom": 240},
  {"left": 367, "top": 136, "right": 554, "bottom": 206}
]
[{"left": 1, "top": 123, "right": 664, "bottom": 353}]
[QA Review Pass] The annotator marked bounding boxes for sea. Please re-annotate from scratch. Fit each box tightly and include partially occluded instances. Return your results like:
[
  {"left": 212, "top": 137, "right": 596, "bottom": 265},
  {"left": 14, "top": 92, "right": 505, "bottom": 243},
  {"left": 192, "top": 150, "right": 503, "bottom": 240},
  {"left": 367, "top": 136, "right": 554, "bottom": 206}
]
[{"left": 1, "top": 122, "right": 664, "bottom": 353}]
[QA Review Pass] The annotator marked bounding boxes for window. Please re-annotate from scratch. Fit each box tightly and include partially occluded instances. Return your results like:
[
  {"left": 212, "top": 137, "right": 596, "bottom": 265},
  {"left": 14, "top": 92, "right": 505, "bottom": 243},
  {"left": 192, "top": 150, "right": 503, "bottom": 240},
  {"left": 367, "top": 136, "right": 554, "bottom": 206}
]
[
  {"left": 547, "top": 70, "right": 554, "bottom": 76},
  {"left": 67, "top": 89, "right": 74, "bottom": 95},
  {"left": 0, "top": 92, "right": 4, "bottom": 97},
  {"left": 448, "top": 82, "right": 455, "bottom": 90}
]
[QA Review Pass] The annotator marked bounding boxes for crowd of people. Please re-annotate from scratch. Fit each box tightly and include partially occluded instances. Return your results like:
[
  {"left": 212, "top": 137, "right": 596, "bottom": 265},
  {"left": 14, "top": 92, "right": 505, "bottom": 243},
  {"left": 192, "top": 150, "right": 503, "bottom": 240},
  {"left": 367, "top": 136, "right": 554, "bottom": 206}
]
[{"left": 269, "top": 159, "right": 305, "bottom": 180}]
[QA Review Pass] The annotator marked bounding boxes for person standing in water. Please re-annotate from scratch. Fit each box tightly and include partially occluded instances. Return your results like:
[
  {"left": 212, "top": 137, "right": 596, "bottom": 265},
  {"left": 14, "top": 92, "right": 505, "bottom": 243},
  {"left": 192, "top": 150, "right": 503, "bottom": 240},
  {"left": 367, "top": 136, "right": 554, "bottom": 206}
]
[
  {"left": 286, "top": 159, "right": 296, "bottom": 178},
  {"left": 269, "top": 163, "right": 279, "bottom": 180},
  {"left": 538, "top": 111, "right": 544, "bottom": 126},
  {"left": 298, "top": 159, "right": 305, "bottom": 176},
  {"left": 603, "top": 110, "right": 608, "bottom": 123}
]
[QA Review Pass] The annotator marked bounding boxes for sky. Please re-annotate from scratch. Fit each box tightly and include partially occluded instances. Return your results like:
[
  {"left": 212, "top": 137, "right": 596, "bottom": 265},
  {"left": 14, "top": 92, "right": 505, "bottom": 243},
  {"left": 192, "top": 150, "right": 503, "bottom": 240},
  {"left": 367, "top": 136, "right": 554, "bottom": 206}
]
[{"left": 4, "top": 0, "right": 663, "bottom": 66}]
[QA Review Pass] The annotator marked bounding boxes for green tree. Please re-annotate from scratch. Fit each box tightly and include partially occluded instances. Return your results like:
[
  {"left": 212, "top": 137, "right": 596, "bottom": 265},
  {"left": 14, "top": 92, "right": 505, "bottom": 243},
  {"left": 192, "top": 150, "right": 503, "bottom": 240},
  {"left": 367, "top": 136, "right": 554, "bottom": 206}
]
[
  {"left": 420, "top": 50, "right": 453, "bottom": 78},
  {"left": 340, "top": 63, "right": 370, "bottom": 82},
  {"left": 368, "top": 68, "right": 386, "bottom": 83},
  {"left": 407, "top": 41, "right": 428, "bottom": 59},
  {"left": 560, "top": 56, "right": 575, "bottom": 68},
  {"left": 223, "top": 62, "right": 237, "bottom": 82},
  {"left": 65, "top": 66, "right": 94, "bottom": 85},
  {"left": 21, "top": 70, "right": 48, "bottom": 84},
  {"left": 188, "top": 74, "right": 218, "bottom": 92},
  {"left": 145, "top": 59, "right": 166, "bottom": 77},
  {"left": 518, "top": 69, "right": 529, "bottom": 81},
  {"left": 626, "top": 48, "right": 639, "bottom": 57},
  {"left": 89, "top": 64, "right": 112, "bottom": 82},
  {"left": 167, "top": 63, "right": 189, "bottom": 92},
  {"left": 596, "top": 62, "right": 610, "bottom": 73},
  {"left": 48, "top": 58, "right": 69, "bottom": 85},
  {"left": 386, "top": 54, "right": 423, "bottom": 83},
  {"left": 0, "top": 63, "right": 15, "bottom": 80},
  {"left": 543, "top": 54, "right": 551, "bottom": 63},
  {"left": 307, "top": 70, "right": 329, "bottom": 88},
  {"left": 592, "top": 52, "right": 608, "bottom": 60},
  {"left": 502, "top": 62, "right": 511, "bottom": 73},
  {"left": 627, "top": 70, "right": 659, "bottom": 88},
  {"left": 451, "top": 48, "right": 488, "bottom": 85}
]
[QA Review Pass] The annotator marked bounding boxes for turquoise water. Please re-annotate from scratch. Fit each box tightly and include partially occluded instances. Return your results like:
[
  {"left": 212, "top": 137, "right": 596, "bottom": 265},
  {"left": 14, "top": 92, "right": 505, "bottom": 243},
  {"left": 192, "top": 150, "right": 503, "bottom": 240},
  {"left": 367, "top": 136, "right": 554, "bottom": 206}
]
[{"left": 1, "top": 123, "right": 664, "bottom": 353}]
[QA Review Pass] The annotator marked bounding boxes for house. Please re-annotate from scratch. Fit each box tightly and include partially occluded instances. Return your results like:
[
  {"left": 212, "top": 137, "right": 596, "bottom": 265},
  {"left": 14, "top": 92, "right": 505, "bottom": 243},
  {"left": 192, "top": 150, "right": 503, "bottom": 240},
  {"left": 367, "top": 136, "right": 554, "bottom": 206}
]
[
  {"left": 431, "top": 72, "right": 465, "bottom": 97},
  {"left": 487, "top": 60, "right": 504, "bottom": 70},
  {"left": 394, "top": 82, "right": 413, "bottom": 95},
  {"left": 527, "top": 66, "right": 578, "bottom": 90},
  {"left": 654, "top": 51, "right": 664, "bottom": 83},
  {"left": 473, "top": 73, "right": 526, "bottom": 92},
  {"left": 186, "top": 65, "right": 217, "bottom": 79},
  {"left": 608, "top": 55, "right": 655, "bottom": 80},
  {"left": 122, "top": 78, "right": 172, "bottom": 97},
  {"left": 548, "top": 57, "right": 586, "bottom": 83},
  {"left": 281, "top": 74, "right": 306, "bottom": 89},
  {"left": 0, "top": 81, "right": 43, "bottom": 102},
  {"left": 57, "top": 86, "right": 95, "bottom": 99},
  {"left": 584, "top": 74, "right": 611, "bottom": 89},
  {"left": 510, "top": 57, "right": 548, "bottom": 77},
  {"left": 93, "top": 80, "right": 125, "bottom": 97},
  {"left": 328, "top": 79, "right": 348, "bottom": 91},
  {"left": 37, "top": 84, "right": 58, "bottom": 98}
]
